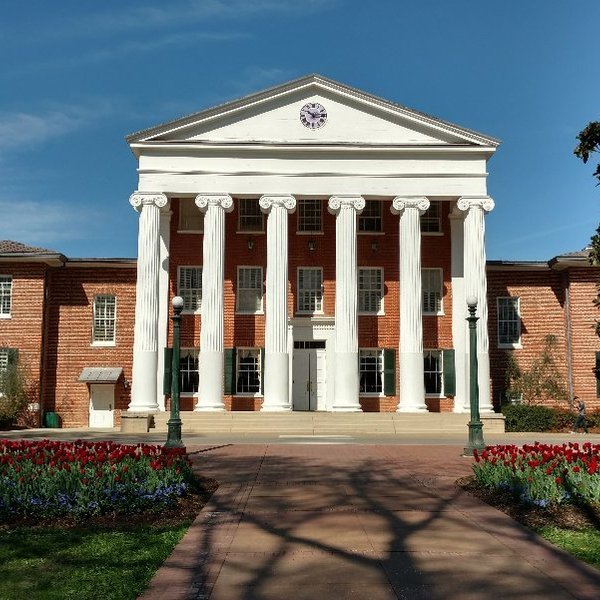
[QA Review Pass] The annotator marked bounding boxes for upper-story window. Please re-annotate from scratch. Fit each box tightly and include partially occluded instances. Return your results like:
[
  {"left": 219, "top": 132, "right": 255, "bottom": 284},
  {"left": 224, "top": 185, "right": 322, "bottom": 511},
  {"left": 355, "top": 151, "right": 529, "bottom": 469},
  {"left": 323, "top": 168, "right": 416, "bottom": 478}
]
[
  {"left": 422, "top": 269, "right": 443, "bottom": 314},
  {"left": 0, "top": 348, "right": 8, "bottom": 372},
  {"left": 178, "top": 266, "right": 202, "bottom": 313},
  {"left": 237, "top": 267, "right": 263, "bottom": 313},
  {"left": 358, "top": 267, "right": 384, "bottom": 314},
  {"left": 178, "top": 200, "right": 203, "bottom": 232},
  {"left": 92, "top": 295, "right": 116, "bottom": 345},
  {"left": 298, "top": 199, "right": 322, "bottom": 233},
  {"left": 498, "top": 297, "right": 521, "bottom": 347},
  {"left": 358, "top": 200, "right": 382, "bottom": 232},
  {"left": 297, "top": 267, "right": 323, "bottom": 313},
  {"left": 238, "top": 199, "right": 263, "bottom": 232},
  {"left": 0, "top": 276, "right": 12, "bottom": 317},
  {"left": 420, "top": 200, "right": 441, "bottom": 233}
]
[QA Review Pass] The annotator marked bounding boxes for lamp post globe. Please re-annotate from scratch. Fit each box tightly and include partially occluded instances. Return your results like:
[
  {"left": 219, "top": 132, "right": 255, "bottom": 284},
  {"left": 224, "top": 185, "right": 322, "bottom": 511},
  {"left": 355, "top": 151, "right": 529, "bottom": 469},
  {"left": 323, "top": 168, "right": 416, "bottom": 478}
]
[{"left": 165, "top": 296, "right": 185, "bottom": 449}]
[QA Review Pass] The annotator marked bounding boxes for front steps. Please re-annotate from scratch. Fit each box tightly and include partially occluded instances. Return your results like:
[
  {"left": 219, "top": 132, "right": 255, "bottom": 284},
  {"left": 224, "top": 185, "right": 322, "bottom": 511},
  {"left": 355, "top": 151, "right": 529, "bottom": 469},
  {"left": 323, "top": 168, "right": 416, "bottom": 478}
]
[{"left": 146, "top": 411, "right": 505, "bottom": 435}]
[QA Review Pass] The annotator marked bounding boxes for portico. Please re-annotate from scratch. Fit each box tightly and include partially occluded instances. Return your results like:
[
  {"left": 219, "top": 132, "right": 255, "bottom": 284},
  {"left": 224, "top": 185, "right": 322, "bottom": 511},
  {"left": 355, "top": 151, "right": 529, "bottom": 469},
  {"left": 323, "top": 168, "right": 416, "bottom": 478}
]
[{"left": 125, "top": 75, "right": 499, "bottom": 415}]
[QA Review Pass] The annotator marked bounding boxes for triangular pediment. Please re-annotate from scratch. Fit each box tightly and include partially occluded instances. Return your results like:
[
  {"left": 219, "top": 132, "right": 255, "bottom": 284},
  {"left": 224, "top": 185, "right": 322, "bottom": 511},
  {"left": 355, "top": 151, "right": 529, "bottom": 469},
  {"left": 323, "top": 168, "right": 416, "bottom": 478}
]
[{"left": 127, "top": 75, "right": 499, "bottom": 149}]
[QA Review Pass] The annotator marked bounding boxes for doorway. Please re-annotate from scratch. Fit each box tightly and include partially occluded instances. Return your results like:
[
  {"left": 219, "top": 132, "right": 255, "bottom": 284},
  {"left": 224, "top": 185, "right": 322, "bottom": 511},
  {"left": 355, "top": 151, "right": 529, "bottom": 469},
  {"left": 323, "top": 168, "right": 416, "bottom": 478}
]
[
  {"left": 292, "top": 341, "right": 326, "bottom": 411},
  {"left": 89, "top": 384, "right": 115, "bottom": 427}
]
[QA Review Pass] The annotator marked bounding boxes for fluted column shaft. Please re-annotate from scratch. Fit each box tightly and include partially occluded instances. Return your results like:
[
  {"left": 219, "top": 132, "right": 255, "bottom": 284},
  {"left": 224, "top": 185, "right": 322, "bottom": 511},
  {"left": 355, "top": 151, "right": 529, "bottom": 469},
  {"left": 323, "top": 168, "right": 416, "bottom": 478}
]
[
  {"left": 260, "top": 195, "right": 296, "bottom": 411},
  {"left": 194, "top": 194, "right": 233, "bottom": 411},
  {"left": 457, "top": 196, "right": 495, "bottom": 413},
  {"left": 328, "top": 195, "right": 365, "bottom": 412},
  {"left": 392, "top": 197, "right": 430, "bottom": 412},
  {"left": 128, "top": 192, "right": 168, "bottom": 412}
]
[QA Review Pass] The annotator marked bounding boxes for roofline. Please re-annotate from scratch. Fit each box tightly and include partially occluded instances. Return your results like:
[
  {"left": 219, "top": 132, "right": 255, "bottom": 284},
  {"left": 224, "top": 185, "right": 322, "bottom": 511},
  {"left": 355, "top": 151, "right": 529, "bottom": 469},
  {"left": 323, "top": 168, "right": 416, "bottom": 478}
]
[
  {"left": 126, "top": 74, "right": 501, "bottom": 148},
  {"left": 65, "top": 258, "right": 136, "bottom": 268},
  {"left": 0, "top": 253, "right": 66, "bottom": 266}
]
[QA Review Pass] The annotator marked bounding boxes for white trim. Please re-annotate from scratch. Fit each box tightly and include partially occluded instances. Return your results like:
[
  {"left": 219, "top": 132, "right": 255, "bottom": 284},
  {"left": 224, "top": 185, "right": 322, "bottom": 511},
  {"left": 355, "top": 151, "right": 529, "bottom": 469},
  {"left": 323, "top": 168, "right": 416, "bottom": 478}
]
[
  {"left": 92, "top": 294, "right": 116, "bottom": 345},
  {"left": 0, "top": 275, "right": 12, "bottom": 318},
  {"left": 359, "top": 347, "right": 384, "bottom": 397},
  {"left": 497, "top": 296, "right": 522, "bottom": 347}
]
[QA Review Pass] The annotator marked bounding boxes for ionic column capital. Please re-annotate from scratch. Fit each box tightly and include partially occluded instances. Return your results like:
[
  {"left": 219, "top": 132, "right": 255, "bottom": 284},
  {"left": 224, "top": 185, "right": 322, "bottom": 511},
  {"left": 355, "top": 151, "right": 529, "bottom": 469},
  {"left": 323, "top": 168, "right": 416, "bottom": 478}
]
[
  {"left": 259, "top": 194, "right": 297, "bottom": 214},
  {"left": 391, "top": 196, "right": 430, "bottom": 216},
  {"left": 328, "top": 195, "right": 365, "bottom": 215},
  {"left": 456, "top": 196, "right": 495, "bottom": 214},
  {"left": 195, "top": 193, "right": 234, "bottom": 213},
  {"left": 129, "top": 192, "right": 168, "bottom": 211}
]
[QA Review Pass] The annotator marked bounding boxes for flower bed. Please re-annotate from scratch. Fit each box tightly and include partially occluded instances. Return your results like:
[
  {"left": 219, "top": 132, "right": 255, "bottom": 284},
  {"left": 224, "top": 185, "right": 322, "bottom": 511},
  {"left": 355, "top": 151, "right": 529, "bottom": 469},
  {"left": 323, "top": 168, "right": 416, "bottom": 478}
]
[
  {"left": 472, "top": 442, "right": 600, "bottom": 507},
  {"left": 0, "top": 439, "right": 194, "bottom": 520}
]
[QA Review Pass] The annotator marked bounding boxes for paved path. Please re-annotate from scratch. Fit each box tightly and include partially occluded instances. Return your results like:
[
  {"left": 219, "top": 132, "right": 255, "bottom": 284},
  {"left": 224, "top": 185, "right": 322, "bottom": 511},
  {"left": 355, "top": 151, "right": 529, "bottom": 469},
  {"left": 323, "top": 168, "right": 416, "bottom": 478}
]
[{"left": 139, "top": 444, "right": 600, "bottom": 600}]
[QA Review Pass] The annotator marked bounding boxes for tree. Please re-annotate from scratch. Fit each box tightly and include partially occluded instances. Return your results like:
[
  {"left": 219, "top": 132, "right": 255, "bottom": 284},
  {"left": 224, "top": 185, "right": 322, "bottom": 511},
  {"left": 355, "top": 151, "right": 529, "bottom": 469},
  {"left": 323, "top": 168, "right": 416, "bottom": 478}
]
[
  {"left": 0, "top": 359, "right": 29, "bottom": 428},
  {"left": 574, "top": 122, "right": 600, "bottom": 336}
]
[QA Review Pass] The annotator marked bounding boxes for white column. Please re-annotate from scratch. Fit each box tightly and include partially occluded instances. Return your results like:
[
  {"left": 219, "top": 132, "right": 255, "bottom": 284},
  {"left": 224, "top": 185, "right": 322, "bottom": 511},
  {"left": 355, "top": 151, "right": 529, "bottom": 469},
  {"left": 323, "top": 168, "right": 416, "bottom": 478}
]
[
  {"left": 328, "top": 195, "right": 365, "bottom": 412},
  {"left": 194, "top": 193, "right": 233, "bottom": 411},
  {"left": 450, "top": 204, "right": 468, "bottom": 412},
  {"left": 156, "top": 202, "right": 171, "bottom": 412},
  {"left": 259, "top": 195, "right": 296, "bottom": 411},
  {"left": 392, "top": 197, "right": 430, "bottom": 413},
  {"left": 128, "top": 192, "right": 168, "bottom": 412},
  {"left": 457, "top": 196, "right": 495, "bottom": 414}
]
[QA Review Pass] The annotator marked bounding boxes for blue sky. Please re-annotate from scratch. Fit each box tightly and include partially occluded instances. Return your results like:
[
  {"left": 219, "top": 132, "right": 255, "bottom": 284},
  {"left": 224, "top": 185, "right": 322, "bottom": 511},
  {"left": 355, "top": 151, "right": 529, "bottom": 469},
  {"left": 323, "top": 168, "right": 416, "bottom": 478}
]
[{"left": 0, "top": 0, "right": 598, "bottom": 260}]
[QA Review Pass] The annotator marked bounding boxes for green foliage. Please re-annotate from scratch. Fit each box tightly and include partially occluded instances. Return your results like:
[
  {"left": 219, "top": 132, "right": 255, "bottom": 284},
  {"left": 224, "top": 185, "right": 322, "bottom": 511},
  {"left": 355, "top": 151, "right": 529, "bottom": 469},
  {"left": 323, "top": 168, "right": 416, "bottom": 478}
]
[
  {"left": 502, "top": 404, "right": 557, "bottom": 432},
  {"left": 574, "top": 121, "right": 600, "bottom": 183},
  {"left": 537, "top": 527, "right": 600, "bottom": 570},
  {"left": 0, "top": 360, "right": 28, "bottom": 425},
  {"left": 504, "top": 335, "right": 568, "bottom": 405}
]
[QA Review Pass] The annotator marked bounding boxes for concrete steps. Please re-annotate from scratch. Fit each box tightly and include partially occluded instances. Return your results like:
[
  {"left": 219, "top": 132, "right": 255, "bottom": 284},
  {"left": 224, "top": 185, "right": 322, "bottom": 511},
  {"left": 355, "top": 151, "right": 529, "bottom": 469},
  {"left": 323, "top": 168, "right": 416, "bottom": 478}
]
[{"left": 148, "top": 411, "right": 505, "bottom": 434}]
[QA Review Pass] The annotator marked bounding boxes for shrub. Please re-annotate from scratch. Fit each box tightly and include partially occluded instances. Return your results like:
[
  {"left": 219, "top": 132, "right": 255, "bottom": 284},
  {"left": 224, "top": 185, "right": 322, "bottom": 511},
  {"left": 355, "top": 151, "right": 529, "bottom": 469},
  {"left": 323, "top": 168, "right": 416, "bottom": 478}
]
[
  {"left": 0, "top": 361, "right": 28, "bottom": 427},
  {"left": 502, "top": 403, "right": 557, "bottom": 432}
]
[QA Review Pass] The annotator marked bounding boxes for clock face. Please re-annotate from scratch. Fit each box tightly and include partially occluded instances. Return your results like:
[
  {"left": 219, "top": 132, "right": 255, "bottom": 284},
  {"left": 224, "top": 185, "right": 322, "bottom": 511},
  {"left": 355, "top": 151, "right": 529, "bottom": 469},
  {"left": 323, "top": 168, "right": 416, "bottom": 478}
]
[{"left": 300, "top": 102, "right": 327, "bottom": 129}]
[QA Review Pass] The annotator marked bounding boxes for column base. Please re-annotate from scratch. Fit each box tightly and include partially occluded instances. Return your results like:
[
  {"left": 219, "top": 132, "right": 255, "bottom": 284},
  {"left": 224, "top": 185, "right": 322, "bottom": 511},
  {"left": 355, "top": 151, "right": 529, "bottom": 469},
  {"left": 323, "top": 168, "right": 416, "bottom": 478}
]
[{"left": 194, "top": 405, "right": 226, "bottom": 412}]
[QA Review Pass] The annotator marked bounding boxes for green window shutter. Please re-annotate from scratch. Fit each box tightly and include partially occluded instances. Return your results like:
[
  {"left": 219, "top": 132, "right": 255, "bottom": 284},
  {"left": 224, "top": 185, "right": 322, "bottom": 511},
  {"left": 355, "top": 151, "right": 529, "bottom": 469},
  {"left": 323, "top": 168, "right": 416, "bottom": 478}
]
[
  {"left": 442, "top": 349, "right": 456, "bottom": 396},
  {"left": 163, "top": 348, "right": 173, "bottom": 395},
  {"left": 596, "top": 352, "right": 600, "bottom": 398},
  {"left": 7, "top": 348, "right": 18, "bottom": 365},
  {"left": 260, "top": 347, "right": 265, "bottom": 395},
  {"left": 383, "top": 348, "right": 396, "bottom": 396},
  {"left": 224, "top": 348, "right": 237, "bottom": 395}
]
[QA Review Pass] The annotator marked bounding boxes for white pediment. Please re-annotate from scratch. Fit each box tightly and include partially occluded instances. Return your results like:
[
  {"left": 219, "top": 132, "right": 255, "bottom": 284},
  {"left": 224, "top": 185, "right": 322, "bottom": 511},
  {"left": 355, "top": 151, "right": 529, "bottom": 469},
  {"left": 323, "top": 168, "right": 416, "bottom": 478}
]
[{"left": 128, "top": 75, "right": 499, "bottom": 149}]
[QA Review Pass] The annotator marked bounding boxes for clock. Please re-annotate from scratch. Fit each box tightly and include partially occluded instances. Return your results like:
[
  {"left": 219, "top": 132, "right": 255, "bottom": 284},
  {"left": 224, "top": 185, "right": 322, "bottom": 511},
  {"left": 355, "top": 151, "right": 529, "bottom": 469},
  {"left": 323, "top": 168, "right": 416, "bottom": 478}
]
[{"left": 300, "top": 102, "right": 327, "bottom": 129}]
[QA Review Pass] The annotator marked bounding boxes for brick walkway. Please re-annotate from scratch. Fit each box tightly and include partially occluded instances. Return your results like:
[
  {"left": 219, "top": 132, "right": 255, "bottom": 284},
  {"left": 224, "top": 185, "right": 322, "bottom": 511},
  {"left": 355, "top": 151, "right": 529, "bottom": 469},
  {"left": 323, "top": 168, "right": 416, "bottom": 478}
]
[{"left": 139, "top": 444, "right": 600, "bottom": 599}]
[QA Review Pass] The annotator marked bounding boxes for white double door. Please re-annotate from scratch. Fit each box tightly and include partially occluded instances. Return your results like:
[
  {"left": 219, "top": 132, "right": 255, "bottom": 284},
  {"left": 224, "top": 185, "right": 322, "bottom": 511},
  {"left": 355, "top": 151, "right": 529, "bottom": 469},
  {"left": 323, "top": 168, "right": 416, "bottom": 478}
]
[
  {"left": 89, "top": 384, "right": 115, "bottom": 428},
  {"left": 292, "top": 341, "right": 326, "bottom": 411}
]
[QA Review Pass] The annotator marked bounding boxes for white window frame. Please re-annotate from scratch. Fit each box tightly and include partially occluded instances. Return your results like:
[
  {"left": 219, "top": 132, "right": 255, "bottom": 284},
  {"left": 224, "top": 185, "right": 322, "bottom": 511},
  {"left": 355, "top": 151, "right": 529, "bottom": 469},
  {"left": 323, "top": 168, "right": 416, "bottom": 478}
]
[
  {"left": 178, "top": 266, "right": 203, "bottom": 314},
  {"left": 297, "top": 199, "right": 322, "bottom": 234},
  {"left": 424, "top": 349, "right": 443, "bottom": 396},
  {"left": 238, "top": 199, "right": 264, "bottom": 232},
  {"left": 178, "top": 200, "right": 204, "bottom": 233},
  {"left": 359, "top": 348, "right": 384, "bottom": 395},
  {"left": 236, "top": 266, "right": 263, "bottom": 314},
  {"left": 358, "top": 200, "right": 382, "bottom": 233},
  {"left": 0, "top": 275, "right": 12, "bottom": 318},
  {"left": 236, "top": 348, "right": 262, "bottom": 395},
  {"left": 422, "top": 268, "right": 443, "bottom": 315},
  {"left": 358, "top": 267, "right": 384, "bottom": 315},
  {"left": 420, "top": 200, "right": 442, "bottom": 234},
  {"left": 92, "top": 294, "right": 116, "bottom": 346},
  {"left": 297, "top": 267, "right": 323, "bottom": 314},
  {"left": 0, "top": 348, "right": 8, "bottom": 372},
  {"left": 497, "top": 296, "right": 522, "bottom": 348},
  {"left": 179, "top": 348, "right": 199, "bottom": 395}
]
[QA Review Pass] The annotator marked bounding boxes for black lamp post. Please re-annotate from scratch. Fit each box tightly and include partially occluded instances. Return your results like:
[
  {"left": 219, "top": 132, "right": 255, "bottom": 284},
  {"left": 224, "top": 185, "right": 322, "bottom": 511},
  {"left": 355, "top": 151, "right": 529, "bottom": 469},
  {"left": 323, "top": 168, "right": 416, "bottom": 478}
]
[
  {"left": 464, "top": 296, "right": 485, "bottom": 455},
  {"left": 165, "top": 295, "right": 185, "bottom": 449}
]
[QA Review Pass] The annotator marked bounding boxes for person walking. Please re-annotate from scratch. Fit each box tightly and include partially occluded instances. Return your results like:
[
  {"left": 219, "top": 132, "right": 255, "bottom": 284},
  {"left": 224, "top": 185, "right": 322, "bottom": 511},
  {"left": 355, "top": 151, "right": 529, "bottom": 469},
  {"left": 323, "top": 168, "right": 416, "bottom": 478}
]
[{"left": 571, "top": 397, "right": 589, "bottom": 434}]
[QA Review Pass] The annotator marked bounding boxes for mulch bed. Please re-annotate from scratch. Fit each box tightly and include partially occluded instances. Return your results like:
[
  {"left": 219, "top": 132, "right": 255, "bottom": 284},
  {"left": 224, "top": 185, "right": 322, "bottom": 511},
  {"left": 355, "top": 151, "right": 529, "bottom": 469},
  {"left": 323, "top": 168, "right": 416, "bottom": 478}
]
[
  {"left": 0, "top": 476, "right": 219, "bottom": 532},
  {"left": 458, "top": 476, "right": 600, "bottom": 531}
]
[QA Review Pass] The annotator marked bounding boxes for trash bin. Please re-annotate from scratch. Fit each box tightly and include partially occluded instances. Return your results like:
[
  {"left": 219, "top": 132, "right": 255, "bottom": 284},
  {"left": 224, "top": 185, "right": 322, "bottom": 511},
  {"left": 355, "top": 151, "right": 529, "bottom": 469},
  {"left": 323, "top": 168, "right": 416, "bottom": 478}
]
[{"left": 44, "top": 412, "right": 61, "bottom": 428}]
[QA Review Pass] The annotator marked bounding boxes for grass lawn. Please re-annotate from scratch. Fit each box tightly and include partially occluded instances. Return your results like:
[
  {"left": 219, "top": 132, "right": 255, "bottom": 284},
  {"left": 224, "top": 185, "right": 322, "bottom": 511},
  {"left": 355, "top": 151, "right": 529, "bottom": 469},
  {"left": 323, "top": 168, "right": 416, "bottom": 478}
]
[
  {"left": 0, "top": 523, "right": 190, "bottom": 600},
  {"left": 536, "top": 526, "right": 600, "bottom": 571}
]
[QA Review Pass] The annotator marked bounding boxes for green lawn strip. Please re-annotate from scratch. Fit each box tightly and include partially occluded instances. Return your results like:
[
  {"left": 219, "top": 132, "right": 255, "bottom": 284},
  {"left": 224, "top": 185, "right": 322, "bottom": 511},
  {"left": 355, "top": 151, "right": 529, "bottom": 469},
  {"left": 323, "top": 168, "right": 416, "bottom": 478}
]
[
  {"left": 536, "top": 526, "right": 600, "bottom": 571},
  {"left": 0, "top": 523, "right": 190, "bottom": 600}
]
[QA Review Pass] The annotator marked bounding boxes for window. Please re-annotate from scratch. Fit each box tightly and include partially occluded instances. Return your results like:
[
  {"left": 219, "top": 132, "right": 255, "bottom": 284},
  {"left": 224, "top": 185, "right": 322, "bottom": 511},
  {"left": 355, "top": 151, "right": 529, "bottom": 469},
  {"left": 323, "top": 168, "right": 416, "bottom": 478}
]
[
  {"left": 298, "top": 268, "right": 323, "bottom": 313},
  {"left": 421, "top": 200, "right": 441, "bottom": 233},
  {"left": 358, "top": 200, "right": 382, "bottom": 232},
  {"left": 498, "top": 297, "right": 521, "bottom": 346},
  {"left": 178, "top": 200, "right": 203, "bottom": 232},
  {"left": 180, "top": 349, "right": 199, "bottom": 394},
  {"left": 359, "top": 349, "right": 383, "bottom": 394},
  {"left": 424, "top": 350, "right": 443, "bottom": 395},
  {"left": 236, "top": 348, "right": 261, "bottom": 394},
  {"left": 237, "top": 267, "right": 263, "bottom": 313},
  {"left": 178, "top": 267, "right": 202, "bottom": 312},
  {"left": 298, "top": 199, "right": 322, "bottom": 232},
  {"left": 422, "top": 269, "right": 442, "bottom": 314},
  {"left": 0, "top": 348, "right": 8, "bottom": 372},
  {"left": 238, "top": 199, "right": 263, "bottom": 232},
  {"left": 93, "top": 295, "right": 116, "bottom": 344},
  {"left": 0, "top": 276, "right": 12, "bottom": 317},
  {"left": 358, "top": 268, "right": 383, "bottom": 314}
]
